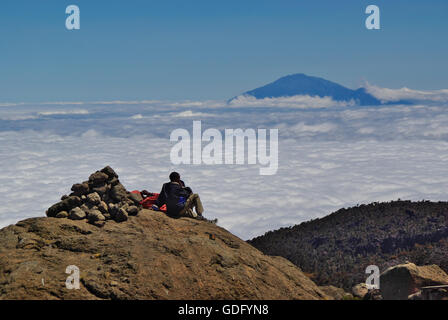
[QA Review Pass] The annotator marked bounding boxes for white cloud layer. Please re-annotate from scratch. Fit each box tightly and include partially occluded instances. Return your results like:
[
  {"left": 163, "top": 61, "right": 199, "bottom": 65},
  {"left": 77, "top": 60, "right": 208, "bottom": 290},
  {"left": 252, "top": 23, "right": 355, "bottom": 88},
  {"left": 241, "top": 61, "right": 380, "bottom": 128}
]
[
  {"left": 364, "top": 82, "right": 448, "bottom": 103},
  {"left": 229, "top": 95, "right": 356, "bottom": 108},
  {"left": 1, "top": 99, "right": 448, "bottom": 240}
]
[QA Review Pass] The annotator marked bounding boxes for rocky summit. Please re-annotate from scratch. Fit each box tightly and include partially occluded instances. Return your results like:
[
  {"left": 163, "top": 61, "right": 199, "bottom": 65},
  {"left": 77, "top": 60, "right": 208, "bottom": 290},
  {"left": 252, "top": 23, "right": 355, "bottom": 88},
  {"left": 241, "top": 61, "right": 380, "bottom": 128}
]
[
  {"left": 0, "top": 211, "right": 327, "bottom": 300},
  {"left": 0, "top": 167, "right": 328, "bottom": 300},
  {"left": 45, "top": 166, "right": 143, "bottom": 227}
]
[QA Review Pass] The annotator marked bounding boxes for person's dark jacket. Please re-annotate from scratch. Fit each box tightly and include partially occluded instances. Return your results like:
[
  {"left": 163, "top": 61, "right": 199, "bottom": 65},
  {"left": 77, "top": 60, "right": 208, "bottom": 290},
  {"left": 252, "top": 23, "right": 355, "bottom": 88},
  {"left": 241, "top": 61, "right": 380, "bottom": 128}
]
[{"left": 155, "top": 181, "right": 192, "bottom": 217}]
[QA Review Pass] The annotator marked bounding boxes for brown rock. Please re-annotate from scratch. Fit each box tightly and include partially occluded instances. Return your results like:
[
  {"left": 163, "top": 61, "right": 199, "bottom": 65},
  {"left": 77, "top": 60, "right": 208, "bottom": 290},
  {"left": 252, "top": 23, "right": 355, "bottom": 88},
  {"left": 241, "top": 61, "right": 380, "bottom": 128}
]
[
  {"left": 97, "top": 201, "right": 108, "bottom": 214},
  {"left": 319, "top": 285, "right": 353, "bottom": 300},
  {"left": 92, "top": 220, "right": 106, "bottom": 228},
  {"left": 100, "top": 166, "right": 118, "bottom": 179},
  {"left": 352, "top": 283, "right": 369, "bottom": 298},
  {"left": 363, "top": 289, "right": 382, "bottom": 300},
  {"left": 108, "top": 203, "right": 118, "bottom": 218},
  {"left": 69, "top": 207, "right": 86, "bottom": 220},
  {"left": 109, "top": 177, "right": 119, "bottom": 186},
  {"left": 110, "top": 184, "right": 128, "bottom": 202},
  {"left": 88, "top": 172, "right": 109, "bottom": 187},
  {"left": 71, "top": 183, "right": 89, "bottom": 196},
  {"left": 380, "top": 263, "right": 448, "bottom": 300},
  {"left": 126, "top": 206, "right": 139, "bottom": 216},
  {"left": 86, "top": 193, "right": 101, "bottom": 206},
  {"left": 55, "top": 211, "right": 69, "bottom": 219},
  {"left": 80, "top": 204, "right": 90, "bottom": 214},
  {"left": 115, "top": 208, "right": 128, "bottom": 222},
  {"left": 46, "top": 196, "right": 82, "bottom": 217},
  {"left": 92, "top": 185, "right": 108, "bottom": 197},
  {"left": 87, "top": 210, "right": 106, "bottom": 223},
  {"left": 0, "top": 211, "right": 328, "bottom": 300},
  {"left": 129, "top": 192, "right": 143, "bottom": 204}
]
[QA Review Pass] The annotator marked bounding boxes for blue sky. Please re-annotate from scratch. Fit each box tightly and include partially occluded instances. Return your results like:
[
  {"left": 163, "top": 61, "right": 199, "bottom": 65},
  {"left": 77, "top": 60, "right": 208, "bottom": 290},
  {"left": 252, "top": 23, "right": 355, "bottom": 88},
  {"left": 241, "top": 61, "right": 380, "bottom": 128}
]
[{"left": 0, "top": 0, "right": 447, "bottom": 102}]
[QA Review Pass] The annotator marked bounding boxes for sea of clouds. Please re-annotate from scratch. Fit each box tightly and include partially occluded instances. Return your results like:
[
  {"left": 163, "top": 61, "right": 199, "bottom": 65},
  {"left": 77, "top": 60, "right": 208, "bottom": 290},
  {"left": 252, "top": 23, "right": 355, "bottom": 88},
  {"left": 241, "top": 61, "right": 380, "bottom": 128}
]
[{"left": 1, "top": 88, "right": 448, "bottom": 240}]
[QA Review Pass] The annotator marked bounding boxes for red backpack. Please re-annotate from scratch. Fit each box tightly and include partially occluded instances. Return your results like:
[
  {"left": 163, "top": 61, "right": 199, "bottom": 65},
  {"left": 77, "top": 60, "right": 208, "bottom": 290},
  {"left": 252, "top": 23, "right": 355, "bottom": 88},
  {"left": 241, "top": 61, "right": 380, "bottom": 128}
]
[{"left": 131, "top": 191, "right": 167, "bottom": 212}]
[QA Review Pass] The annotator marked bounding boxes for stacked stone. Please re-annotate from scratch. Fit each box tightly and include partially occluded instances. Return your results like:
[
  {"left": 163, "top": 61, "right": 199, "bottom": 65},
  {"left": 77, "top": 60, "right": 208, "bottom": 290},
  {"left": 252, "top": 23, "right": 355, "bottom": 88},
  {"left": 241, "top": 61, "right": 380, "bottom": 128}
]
[{"left": 45, "top": 166, "right": 143, "bottom": 227}]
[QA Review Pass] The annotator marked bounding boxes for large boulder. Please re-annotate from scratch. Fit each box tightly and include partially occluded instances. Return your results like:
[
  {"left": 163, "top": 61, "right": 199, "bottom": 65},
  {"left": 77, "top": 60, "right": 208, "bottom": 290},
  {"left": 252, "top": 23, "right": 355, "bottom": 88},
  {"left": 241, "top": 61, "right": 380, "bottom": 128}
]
[
  {"left": 380, "top": 263, "right": 448, "bottom": 300},
  {"left": 0, "top": 211, "right": 329, "bottom": 300}
]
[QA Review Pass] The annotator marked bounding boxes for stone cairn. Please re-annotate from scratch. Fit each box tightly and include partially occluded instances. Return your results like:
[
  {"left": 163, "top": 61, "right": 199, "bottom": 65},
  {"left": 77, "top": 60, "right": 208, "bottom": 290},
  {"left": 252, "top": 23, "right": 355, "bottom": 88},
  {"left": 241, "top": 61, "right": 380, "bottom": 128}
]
[{"left": 45, "top": 166, "right": 143, "bottom": 227}]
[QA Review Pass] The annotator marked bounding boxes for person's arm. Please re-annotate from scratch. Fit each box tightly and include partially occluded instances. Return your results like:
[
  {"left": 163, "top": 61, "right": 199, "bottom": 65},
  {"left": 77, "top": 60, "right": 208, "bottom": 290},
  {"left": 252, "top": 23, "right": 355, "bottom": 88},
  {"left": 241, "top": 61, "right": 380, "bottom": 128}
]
[
  {"left": 180, "top": 180, "right": 192, "bottom": 194},
  {"left": 155, "top": 184, "right": 167, "bottom": 207}
]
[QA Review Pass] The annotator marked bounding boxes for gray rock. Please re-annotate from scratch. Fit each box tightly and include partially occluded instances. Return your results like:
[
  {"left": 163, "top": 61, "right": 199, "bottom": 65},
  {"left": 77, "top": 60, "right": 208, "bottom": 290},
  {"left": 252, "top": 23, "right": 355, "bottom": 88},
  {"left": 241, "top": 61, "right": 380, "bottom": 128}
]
[{"left": 69, "top": 207, "right": 86, "bottom": 220}]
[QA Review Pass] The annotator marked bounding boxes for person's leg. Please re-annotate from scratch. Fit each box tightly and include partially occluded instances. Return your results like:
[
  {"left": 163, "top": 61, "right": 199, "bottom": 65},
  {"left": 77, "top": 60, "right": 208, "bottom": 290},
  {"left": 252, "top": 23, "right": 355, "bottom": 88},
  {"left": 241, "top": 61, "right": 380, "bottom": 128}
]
[
  {"left": 179, "top": 194, "right": 198, "bottom": 218},
  {"left": 192, "top": 194, "right": 204, "bottom": 216}
]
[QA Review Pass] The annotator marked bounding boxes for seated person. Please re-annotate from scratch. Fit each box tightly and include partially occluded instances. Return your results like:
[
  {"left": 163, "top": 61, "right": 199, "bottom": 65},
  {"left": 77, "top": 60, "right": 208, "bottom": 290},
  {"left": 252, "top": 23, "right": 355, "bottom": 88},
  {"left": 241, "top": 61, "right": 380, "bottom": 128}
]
[{"left": 152, "top": 172, "right": 216, "bottom": 223}]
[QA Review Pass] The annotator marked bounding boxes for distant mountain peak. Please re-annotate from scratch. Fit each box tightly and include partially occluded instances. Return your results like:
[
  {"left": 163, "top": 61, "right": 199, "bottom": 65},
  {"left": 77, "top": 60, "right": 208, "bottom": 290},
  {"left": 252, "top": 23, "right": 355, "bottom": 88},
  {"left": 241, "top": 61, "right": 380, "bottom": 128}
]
[{"left": 231, "top": 73, "right": 382, "bottom": 106}]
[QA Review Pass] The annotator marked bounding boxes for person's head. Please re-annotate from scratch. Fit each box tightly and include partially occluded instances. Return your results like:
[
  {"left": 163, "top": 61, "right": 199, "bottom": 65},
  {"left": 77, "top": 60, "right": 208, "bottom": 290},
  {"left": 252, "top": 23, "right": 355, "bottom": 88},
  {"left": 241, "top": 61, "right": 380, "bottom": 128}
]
[{"left": 169, "top": 172, "right": 181, "bottom": 183}]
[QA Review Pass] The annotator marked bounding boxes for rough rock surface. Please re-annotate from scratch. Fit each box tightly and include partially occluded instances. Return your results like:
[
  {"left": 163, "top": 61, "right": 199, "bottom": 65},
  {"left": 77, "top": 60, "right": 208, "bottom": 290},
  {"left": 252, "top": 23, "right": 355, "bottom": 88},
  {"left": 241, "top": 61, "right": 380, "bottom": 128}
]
[
  {"left": 319, "top": 285, "right": 353, "bottom": 300},
  {"left": 0, "top": 210, "right": 328, "bottom": 300},
  {"left": 380, "top": 262, "right": 448, "bottom": 300}
]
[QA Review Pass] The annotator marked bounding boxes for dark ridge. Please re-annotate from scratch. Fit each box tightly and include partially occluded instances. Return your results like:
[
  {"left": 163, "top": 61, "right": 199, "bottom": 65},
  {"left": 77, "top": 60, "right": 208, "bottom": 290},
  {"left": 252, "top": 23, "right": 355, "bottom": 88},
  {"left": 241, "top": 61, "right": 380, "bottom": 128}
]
[{"left": 248, "top": 200, "right": 448, "bottom": 291}]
